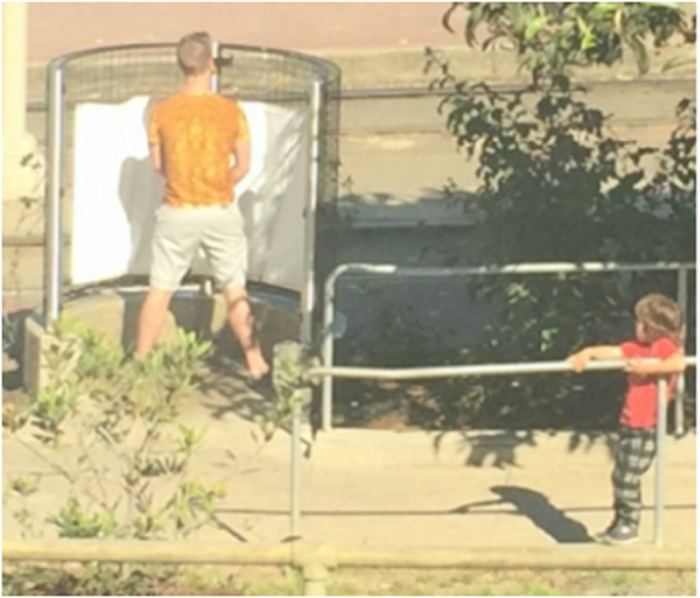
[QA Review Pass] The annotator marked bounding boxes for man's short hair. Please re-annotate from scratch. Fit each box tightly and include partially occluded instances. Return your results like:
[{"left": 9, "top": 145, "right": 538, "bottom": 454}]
[{"left": 177, "top": 32, "right": 213, "bottom": 76}]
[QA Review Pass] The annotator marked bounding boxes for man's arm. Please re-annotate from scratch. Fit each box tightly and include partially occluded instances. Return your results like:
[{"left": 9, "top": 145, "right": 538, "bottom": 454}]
[
  {"left": 147, "top": 103, "right": 163, "bottom": 174},
  {"left": 231, "top": 138, "right": 250, "bottom": 187},
  {"left": 569, "top": 345, "right": 624, "bottom": 372},
  {"left": 149, "top": 142, "right": 163, "bottom": 174}
]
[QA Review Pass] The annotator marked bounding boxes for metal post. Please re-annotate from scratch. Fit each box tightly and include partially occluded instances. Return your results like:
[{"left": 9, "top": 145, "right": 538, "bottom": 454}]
[
  {"left": 303, "top": 560, "right": 329, "bottom": 596},
  {"left": 674, "top": 267, "right": 687, "bottom": 436},
  {"left": 196, "top": 39, "right": 221, "bottom": 299},
  {"left": 291, "top": 78, "right": 323, "bottom": 540},
  {"left": 300, "top": 78, "right": 324, "bottom": 347},
  {"left": 210, "top": 40, "right": 220, "bottom": 92},
  {"left": 321, "top": 271, "right": 338, "bottom": 432},
  {"left": 654, "top": 377, "right": 668, "bottom": 547},
  {"left": 44, "top": 64, "right": 65, "bottom": 328},
  {"left": 291, "top": 390, "right": 311, "bottom": 541}
]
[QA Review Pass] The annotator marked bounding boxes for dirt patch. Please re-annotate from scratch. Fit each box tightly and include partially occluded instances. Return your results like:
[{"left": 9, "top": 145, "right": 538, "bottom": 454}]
[{"left": 170, "top": 566, "right": 696, "bottom": 596}]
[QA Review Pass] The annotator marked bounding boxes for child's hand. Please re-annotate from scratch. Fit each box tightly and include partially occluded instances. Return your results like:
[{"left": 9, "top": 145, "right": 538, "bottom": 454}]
[
  {"left": 568, "top": 350, "right": 590, "bottom": 373},
  {"left": 624, "top": 359, "right": 653, "bottom": 376}
]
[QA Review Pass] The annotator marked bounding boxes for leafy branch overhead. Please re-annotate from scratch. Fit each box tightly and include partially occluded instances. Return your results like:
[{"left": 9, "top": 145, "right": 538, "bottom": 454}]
[{"left": 444, "top": 2, "right": 693, "bottom": 82}]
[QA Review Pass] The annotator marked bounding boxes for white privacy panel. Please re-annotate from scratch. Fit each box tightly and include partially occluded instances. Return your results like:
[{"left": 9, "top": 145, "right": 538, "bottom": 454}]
[{"left": 71, "top": 96, "right": 309, "bottom": 292}]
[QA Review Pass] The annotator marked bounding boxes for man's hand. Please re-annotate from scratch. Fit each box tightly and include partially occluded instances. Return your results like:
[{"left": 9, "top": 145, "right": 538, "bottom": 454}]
[{"left": 568, "top": 350, "right": 591, "bottom": 373}]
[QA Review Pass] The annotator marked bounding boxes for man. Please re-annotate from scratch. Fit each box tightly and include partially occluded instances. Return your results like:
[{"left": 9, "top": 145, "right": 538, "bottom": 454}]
[{"left": 136, "top": 31, "right": 269, "bottom": 379}]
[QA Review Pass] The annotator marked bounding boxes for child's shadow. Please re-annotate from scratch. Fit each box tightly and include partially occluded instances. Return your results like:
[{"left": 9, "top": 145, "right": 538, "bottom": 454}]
[
  {"left": 454, "top": 485, "right": 593, "bottom": 544},
  {"left": 491, "top": 485, "right": 593, "bottom": 543}
]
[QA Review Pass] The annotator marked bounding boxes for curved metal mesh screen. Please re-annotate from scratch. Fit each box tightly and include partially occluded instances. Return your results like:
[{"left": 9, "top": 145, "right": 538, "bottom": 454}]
[{"left": 52, "top": 43, "right": 340, "bottom": 291}]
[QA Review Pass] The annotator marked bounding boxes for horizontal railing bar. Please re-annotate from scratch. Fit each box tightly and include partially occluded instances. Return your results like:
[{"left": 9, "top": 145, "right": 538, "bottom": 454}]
[
  {"left": 329, "top": 262, "right": 696, "bottom": 280},
  {"left": 26, "top": 77, "right": 696, "bottom": 112},
  {"left": 3, "top": 540, "right": 695, "bottom": 571},
  {"left": 336, "top": 546, "right": 696, "bottom": 571},
  {"left": 2, "top": 540, "right": 294, "bottom": 566},
  {"left": 310, "top": 357, "right": 697, "bottom": 382}
]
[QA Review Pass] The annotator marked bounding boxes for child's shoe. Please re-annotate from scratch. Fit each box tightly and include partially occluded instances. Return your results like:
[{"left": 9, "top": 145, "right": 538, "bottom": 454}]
[
  {"left": 593, "top": 516, "right": 619, "bottom": 543},
  {"left": 597, "top": 522, "right": 639, "bottom": 545}
]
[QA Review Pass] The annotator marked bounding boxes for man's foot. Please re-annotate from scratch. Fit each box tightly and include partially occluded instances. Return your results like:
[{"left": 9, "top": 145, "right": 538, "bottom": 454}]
[
  {"left": 245, "top": 350, "right": 270, "bottom": 380},
  {"left": 596, "top": 522, "right": 639, "bottom": 546},
  {"left": 246, "top": 363, "right": 270, "bottom": 381}
]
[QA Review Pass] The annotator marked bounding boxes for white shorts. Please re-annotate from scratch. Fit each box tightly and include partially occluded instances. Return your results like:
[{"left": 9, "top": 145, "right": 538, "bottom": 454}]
[{"left": 150, "top": 202, "right": 247, "bottom": 291}]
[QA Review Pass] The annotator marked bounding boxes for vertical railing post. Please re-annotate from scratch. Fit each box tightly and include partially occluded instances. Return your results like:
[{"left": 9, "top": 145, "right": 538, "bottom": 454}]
[
  {"left": 654, "top": 377, "right": 668, "bottom": 547},
  {"left": 674, "top": 267, "right": 688, "bottom": 436},
  {"left": 321, "top": 270, "right": 338, "bottom": 432},
  {"left": 289, "top": 74, "right": 324, "bottom": 544},
  {"left": 303, "top": 559, "right": 329, "bottom": 596},
  {"left": 196, "top": 39, "right": 222, "bottom": 299},
  {"left": 44, "top": 63, "right": 65, "bottom": 328},
  {"left": 210, "top": 40, "right": 220, "bottom": 93},
  {"left": 291, "top": 393, "right": 305, "bottom": 540},
  {"left": 274, "top": 342, "right": 307, "bottom": 541},
  {"left": 300, "top": 78, "right": 324, "bottom": 347}
]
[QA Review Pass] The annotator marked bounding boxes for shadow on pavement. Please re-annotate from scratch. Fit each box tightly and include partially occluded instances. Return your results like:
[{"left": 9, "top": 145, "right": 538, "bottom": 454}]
[
  {"left": 452, "top": 485, "right": 593, "bottom": 543},
  {"left": 432, "top": 430, "right": 617, "bottom": 469},
  {"left": 195, "top": 357, "right": 275, "bottom": 424},
  {"left": 488, "top": 485, "right": 593, "bottom": 543}
]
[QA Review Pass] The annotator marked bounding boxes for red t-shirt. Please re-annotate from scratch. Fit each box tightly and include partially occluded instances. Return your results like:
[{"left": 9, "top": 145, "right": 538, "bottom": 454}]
[{"left": 619, "top": 336, "right": 679, "bottom": 428}]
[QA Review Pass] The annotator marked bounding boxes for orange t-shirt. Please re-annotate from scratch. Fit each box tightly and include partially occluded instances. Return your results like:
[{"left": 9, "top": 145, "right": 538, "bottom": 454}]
[{"left": 147, "top": 93, "right": 249, "bottom": 208}]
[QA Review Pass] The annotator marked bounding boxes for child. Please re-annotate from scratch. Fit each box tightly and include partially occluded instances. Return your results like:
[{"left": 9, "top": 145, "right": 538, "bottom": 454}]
[{"left": 569, "top": 293, "right": 685, "bottom": 545}]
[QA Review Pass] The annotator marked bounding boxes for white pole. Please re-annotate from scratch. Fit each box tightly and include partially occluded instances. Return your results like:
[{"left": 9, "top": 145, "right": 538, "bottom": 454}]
[
  {"left": 654, "top": 377, "right": 668, "bottom": 547},
  {"left": 310, "top": 357, "right": 697, "bottom": 382},
  {"left": 674, "top": 267, "right": 687, "bottom": 435},
  {"left": 44, "top": 64, "right": 65, "bottom": 326}
]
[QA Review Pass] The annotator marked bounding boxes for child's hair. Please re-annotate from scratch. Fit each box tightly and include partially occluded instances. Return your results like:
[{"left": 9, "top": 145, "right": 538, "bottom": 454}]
[
  {"left": 176, "top": 31, "right": 212, "bottom": 76},
  {"left": 634, "top": 293, "right": 684, "bottom": 344}
]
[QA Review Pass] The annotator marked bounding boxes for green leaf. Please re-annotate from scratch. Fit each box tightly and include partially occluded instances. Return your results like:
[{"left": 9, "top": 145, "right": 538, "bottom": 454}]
[
  {"left": 525, "top": 16, "right": 549, "bottom": 41},
  {"left": 442, "top": 2, "right": 462, "bottom": 34},
  {"left": 465, "top": 5, "right": 484, "bottom": 47}
]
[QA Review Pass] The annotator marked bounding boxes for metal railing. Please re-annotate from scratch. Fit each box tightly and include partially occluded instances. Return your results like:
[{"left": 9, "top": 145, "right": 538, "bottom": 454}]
[
  {"left": 3, "top": 539, "right": 695, "bottom": 596},
  {"left": 4, "top": 360, "right": 693, "bottom": 590},
  {"left": 298, "top": 359, "right": 695, "bottom": 548},
  {"left": 321, "top": 262, "right": 695, "bottom": 433}
]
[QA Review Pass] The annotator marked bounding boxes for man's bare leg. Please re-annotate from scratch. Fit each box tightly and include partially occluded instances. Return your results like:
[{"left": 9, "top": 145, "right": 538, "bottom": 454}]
[
  {"left": 135, "top": 288, "right": 173, "bottom": 357},
  {"left": 224, "top": 286, "right": 269, "bottom": 378}
]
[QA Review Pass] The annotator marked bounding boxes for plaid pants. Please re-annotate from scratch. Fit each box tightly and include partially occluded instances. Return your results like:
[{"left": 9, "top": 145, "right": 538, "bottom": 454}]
[{"left": 611, "top": 427, "right": 657, "bottom": 529}]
